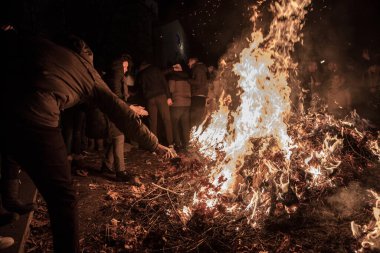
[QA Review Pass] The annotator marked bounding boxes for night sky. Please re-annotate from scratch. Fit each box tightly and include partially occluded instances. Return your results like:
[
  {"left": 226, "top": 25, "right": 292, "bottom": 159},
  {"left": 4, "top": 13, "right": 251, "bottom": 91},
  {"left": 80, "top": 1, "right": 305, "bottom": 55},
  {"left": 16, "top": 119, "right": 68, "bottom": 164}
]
[{"left": 2, "top": 0, "right": 380, "bottom": 66}]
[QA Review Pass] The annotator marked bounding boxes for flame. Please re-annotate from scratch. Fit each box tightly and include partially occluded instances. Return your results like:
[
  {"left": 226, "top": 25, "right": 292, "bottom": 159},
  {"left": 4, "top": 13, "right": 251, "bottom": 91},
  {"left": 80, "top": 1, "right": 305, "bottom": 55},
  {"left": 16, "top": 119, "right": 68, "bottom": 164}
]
[
  {"left": 351, "top": 190, "right": 380, "bottom": 252},
  {"left": 368, "top": 137, "right": 380, "bottom": 162},
  {"left": 184, "top": 3, "right": 380, "bottom": 252},
  {"left": 192, "top": 0, "right": 311, "bottom": 211}
]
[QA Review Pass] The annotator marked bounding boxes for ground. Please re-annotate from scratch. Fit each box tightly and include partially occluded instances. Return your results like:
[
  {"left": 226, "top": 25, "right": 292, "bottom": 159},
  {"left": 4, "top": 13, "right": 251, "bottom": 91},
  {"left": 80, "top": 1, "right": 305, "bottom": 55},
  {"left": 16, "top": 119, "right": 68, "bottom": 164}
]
[{"left": 25, "top": 142, "right": 380, "bottom": 253}]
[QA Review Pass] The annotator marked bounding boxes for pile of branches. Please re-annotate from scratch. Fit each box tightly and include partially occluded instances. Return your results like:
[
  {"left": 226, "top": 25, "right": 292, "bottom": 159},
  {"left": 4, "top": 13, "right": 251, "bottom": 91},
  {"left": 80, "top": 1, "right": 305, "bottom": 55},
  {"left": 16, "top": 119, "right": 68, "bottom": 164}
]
[{"left": 26, "top": 111, "right": 380, "bottom": 252}]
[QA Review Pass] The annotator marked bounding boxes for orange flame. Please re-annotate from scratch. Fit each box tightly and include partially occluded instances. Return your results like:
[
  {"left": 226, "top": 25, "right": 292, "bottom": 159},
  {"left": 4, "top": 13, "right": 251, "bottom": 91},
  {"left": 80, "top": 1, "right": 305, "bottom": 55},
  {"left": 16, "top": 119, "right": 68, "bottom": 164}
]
[{"left": 192, "top": 0, "right": 310, "bottom": 200}]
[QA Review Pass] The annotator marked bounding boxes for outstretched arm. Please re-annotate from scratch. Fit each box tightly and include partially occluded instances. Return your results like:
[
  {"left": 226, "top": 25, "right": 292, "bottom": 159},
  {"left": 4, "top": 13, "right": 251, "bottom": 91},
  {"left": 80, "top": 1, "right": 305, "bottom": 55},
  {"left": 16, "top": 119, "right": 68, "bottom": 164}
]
[
  {"left": 92, "top": 83, "right": 157, "bottom": 151},
  {"left": 91, "top": 83, "right": 176, "bottom": 158}
]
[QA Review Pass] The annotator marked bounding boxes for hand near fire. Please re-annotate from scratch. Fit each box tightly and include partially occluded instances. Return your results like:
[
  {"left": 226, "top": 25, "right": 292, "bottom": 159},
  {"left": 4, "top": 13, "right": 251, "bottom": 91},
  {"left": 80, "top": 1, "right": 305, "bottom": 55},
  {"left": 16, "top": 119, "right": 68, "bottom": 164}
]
[
  {"left": 154, "top": 144, "right": 177, "bottom": 159},
  {"left": 130, "top": 104, "right": 148, "bottom": 117},
  {"left": 172, "top": 64, "right": 182, "bottom": 72}
]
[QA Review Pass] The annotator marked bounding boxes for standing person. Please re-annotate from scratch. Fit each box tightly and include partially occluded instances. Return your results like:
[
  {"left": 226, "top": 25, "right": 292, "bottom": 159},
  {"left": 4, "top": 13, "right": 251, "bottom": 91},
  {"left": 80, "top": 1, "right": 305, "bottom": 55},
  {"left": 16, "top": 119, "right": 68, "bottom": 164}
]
[
  {"left": 136, "top": 62, "right": 174, "bottom": 147},
  {"left": 169, "top": 64, "right": 191, "bottom": 151},
  {"left": 187, "top": 57, "right": 208, "bottom": 128},
  {"left": 0, "top": 30, "right": 175, "bottom": 253},
  {"left": 101, "top": 54, "right": 148, "bottom": 183}
]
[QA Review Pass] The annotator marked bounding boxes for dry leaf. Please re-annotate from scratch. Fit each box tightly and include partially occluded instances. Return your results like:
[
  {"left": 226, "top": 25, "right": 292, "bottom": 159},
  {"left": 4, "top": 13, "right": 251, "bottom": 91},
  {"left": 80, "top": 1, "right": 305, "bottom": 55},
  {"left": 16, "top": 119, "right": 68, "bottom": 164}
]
[{"left": 107, "top": 190, "right": 120, "bottom": 200}]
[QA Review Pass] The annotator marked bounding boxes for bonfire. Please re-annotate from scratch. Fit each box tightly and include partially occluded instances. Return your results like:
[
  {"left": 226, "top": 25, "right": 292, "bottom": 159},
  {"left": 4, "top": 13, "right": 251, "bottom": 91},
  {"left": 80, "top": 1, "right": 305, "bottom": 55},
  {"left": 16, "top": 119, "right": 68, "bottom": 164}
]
[{"left": 27, "top": 0, "right": 380, "bottom": 252}]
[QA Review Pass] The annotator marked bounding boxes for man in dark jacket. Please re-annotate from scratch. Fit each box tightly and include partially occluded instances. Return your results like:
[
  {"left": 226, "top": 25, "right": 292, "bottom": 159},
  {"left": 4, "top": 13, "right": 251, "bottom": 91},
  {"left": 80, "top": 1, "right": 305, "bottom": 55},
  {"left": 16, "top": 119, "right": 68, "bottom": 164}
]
[
  {"left": 102, "top": 54, "right": 147, "bottom": 183},
  {"left": 188, "top": 57, "right": 208, "bottom": 128},
  {"left": 136, "top": 63, "right": 174, "bottom": 147},
  {"left": 0, "top": 30, "right": 174, "bottom": 253}
]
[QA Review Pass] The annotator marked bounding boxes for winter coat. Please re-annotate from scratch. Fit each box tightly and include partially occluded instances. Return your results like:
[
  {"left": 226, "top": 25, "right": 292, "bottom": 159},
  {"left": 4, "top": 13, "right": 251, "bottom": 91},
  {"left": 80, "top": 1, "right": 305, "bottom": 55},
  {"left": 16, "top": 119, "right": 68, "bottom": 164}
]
[
  {"left": 189, "top": 62, "right": 208, "bottom": 97},
  {"left": 103, "top": 59, "right": 130, "bottom": 137},
  {"left": 136, "top": 64, "right": 171, "bottom": 100},
  {"left": 104, "top": 59, "right": 128, "bottom": 101},
  {"left": 168, "top": 71, "right": 191, "bottom": 107},
  {"left": 0, "top": 33, "right": 158, "bottom": 151}
]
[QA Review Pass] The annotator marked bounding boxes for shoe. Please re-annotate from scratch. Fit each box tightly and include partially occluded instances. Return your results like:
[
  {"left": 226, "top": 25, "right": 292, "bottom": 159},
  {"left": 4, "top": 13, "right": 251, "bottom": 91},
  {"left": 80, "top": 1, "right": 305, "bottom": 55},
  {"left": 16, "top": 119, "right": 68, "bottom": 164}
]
[
  {"left": 100, "top": 163, "right": 114, "bottom": 174},
  {"left": 1, "top": 180, "right": 37, "bottom": 215},
  {"left": 0, "top": 236, "right": 14, "bottom": 249},
  {"left": 115, "top": 171, "right": 142, "bottom": 186}
]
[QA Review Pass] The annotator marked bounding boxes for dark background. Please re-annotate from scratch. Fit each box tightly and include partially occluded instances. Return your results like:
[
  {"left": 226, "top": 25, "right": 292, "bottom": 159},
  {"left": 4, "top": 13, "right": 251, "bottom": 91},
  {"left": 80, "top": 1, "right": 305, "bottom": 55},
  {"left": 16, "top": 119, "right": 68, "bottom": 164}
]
[{"left": 1, "top": 0, "right": 380, "bottom": 68}]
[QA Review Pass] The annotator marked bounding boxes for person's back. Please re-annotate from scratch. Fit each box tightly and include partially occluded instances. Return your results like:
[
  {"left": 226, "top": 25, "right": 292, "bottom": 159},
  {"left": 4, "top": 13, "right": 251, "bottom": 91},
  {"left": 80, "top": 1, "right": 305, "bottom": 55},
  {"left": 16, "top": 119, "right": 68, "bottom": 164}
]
[
  {"left": 189, "top": 61, "right": 208, "bottom": 97},
  {"left": 1, "top": 35, "right": 96, "bottom": 127},
  {"left": 168, "top": 71, "right": 191, "bottom": 107},
  {"left": 136, "top": 63, "right": 174, "bottom": 147},
  {"left": 138, "top": 64, "right": 171, "bottom": 100},
  {"left": 187, "top": 58, "right": 208, "bottom": 127}
]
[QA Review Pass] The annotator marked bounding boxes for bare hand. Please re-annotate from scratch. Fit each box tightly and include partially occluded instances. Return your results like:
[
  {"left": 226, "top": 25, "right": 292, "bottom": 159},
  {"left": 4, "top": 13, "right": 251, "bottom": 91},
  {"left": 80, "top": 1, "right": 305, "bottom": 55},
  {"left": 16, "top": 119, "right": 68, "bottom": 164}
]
[
  {"left": 167, "top": 98, "right": 173, "bottom": 106},
  {"left": 130, "top": 105, "right": 148, "bottom": 116},
  {"left": 154, "top": 144, "right": 177, "bottom": 159},
  {"left": 173, "top": 64, "right": 182, "bottom": 72}
]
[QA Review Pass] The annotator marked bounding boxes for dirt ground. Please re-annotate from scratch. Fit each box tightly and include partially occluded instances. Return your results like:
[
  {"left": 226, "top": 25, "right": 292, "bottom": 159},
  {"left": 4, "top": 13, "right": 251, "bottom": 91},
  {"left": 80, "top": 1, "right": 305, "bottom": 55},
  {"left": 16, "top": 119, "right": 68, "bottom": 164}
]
[{"left": 25, "top": 143, "right": 380, "bottom": 253}]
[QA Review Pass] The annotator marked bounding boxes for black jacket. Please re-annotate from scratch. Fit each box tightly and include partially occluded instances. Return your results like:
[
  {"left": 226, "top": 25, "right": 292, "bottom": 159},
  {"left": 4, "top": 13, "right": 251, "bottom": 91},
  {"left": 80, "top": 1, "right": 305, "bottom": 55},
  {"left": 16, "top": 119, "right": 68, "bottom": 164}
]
[
  {"left": 104, "top": 59, "right": 127, "bottom": 100},
  {"left": 136, "top": 64, "right": 171, "bottom": 100}
]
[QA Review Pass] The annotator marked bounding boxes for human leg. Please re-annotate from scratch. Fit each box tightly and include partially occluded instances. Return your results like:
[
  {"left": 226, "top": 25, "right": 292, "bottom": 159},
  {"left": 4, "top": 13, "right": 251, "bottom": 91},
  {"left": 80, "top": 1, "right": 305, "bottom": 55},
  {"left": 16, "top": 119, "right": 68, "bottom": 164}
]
[
  {"left": 1, "top": 154, "right": 36, "bottom": 214},
  {"left": 157, "top": 95, "right": 174, "bottom": 146},
  {"left": 170, "top": 107, "right": 182, "bottom": 148},
  {"left": 5, "top": 125, "right": 80, "bottom": 253},
  {"left": 147, "top": 97, "right": 158, "bottom": 136}
]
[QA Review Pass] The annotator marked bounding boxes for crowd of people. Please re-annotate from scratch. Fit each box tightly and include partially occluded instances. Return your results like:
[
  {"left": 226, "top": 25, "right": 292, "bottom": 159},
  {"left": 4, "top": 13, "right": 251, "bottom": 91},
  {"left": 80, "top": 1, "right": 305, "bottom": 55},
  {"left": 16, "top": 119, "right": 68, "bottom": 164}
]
[{"left": 0, "top": 24, "right": 213, "bottom": 251}]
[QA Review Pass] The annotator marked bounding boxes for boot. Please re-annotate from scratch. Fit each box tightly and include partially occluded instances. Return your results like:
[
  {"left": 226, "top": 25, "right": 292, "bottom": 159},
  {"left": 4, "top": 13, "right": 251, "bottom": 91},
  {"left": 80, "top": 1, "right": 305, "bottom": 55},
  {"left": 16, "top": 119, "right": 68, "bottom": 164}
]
[
  {"left": 0, "top": 196, "right": 19, "bottom": 226},
  {"left": 115, "top": 171, "right": 142, "bottom": 186},
  {"left": 2, "top": 180, "right": 37, "bottom": 215}
]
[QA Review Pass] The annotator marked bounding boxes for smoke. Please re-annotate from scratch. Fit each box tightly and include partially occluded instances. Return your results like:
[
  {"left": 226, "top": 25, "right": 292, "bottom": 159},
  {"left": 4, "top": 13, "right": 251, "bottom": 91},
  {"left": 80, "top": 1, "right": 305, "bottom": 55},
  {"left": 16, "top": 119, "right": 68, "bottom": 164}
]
[{"left": 327, "top": 182, "right": 367, "bottom": 219}]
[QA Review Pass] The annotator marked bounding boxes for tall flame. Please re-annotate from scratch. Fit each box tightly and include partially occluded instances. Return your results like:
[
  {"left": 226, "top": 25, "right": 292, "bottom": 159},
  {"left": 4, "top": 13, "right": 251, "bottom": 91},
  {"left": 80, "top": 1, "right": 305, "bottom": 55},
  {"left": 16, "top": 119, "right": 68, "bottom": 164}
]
[
  {"left": 193, "top": 0, "right": 311, "bottom": 194},
  {"left": 186, "top": 1, "right": 380, "bottom": 251}
]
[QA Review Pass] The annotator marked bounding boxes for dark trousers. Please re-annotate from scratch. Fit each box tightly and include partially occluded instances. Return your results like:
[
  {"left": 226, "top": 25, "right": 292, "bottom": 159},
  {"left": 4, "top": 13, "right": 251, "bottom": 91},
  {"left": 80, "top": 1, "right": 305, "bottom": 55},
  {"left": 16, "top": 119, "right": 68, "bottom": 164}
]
[
  {"left": 1, "top": 123, "right": 79, "bottom": 253},
  {"left": 147, "top": 94, "right": 173, "bottom": 145},
  {"left": 61, "top": 107, "right": 86, "bottom": 155},
  {"left": 190, "top": 96, "right": 206, "bottom": 128},
  {"left": 1, "top": 154, "right": 20, "bottom": 180},
  {"left": 170, "top": 106, "right": 190, "bottom": 148}
]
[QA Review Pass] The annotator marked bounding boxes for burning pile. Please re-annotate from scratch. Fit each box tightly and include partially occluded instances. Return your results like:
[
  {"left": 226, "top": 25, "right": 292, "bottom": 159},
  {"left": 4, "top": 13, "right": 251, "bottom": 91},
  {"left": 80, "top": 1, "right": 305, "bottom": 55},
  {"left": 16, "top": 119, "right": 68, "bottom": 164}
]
[
  {"left": 184, "top": 0, "right": 380, "bottom": 251},
  {"left": 26, "top": 0, "right": 380, "bottom": 252}
]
